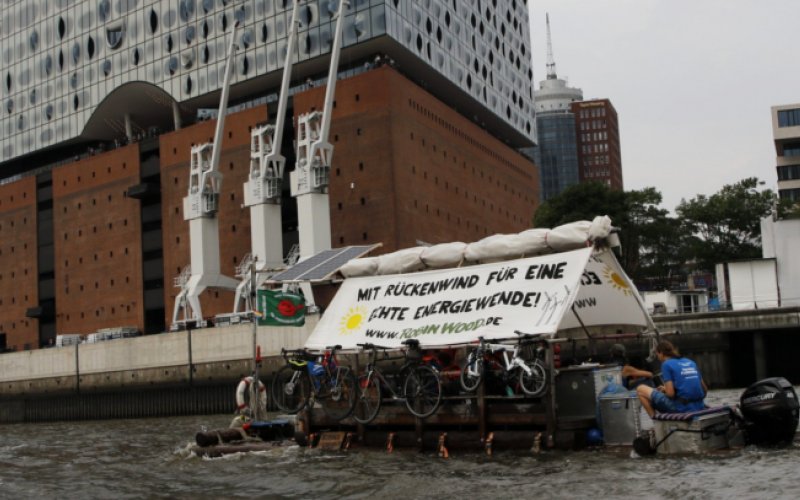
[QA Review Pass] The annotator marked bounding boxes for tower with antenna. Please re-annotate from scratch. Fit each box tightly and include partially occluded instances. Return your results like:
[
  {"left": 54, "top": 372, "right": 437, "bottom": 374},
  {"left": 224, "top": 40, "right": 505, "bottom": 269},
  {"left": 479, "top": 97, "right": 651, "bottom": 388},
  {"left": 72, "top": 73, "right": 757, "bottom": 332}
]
[{"left": 533, "top": 13, "right": 584, "bottom": 201}]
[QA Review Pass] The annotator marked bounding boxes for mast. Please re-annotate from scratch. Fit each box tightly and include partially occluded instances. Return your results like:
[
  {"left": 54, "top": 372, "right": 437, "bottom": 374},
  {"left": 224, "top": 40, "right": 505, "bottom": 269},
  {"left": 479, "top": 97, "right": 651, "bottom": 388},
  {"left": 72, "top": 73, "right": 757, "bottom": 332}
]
[{"left": 546, "top": 13, "right": 557, "bottom": 80}]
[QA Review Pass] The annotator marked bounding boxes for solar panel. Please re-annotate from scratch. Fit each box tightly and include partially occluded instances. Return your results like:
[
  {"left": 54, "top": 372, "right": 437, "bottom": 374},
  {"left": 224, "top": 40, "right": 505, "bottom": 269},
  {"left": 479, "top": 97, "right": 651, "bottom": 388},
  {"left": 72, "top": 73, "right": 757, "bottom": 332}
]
[{"left": 268, "top": 244, "right": 379, "bottom": 282}]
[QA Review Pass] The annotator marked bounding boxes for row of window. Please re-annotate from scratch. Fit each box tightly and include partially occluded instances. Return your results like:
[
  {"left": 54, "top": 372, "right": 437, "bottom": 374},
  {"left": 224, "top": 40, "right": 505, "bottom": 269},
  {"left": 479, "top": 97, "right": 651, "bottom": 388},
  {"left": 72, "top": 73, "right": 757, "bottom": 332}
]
[
  {"left": 584, "top": 168, "right": 611, "bottom": 178},
  {"left": 0, "top": 243, "right": 30, "bottom": 257},
  {"left": 412, "top": 197, "right": 524, "bottom": 225},
  {"left": 59, "top": 162, "right": 128, "bottom": 187},
  {"left": 63, "top": 248, "right": 130, "bottom": 268},
  {"left": 63, "top": 223, "right": 130, "bottom": 241},
  {"left": 0, "top": 320, "right": 31, "bottom": 334},
  {"left": 578, "top": 119, "right": 607, "bottom": 131},
  {"left": 777, "top": 164, "right": 800, "bottom": 181},
  {"left": 578, "top": 107, "right": 607, "bottom": 119},
  {"left": 777, "top": 109, "right": 800, "bottom": 128},
  {"left": 580, "top": 131, "right": 608, "bottom": 142},
  {"left": 61, "top": 303, "right": 134, "bottom": 323},
  {"left": 0, "top": 293, "right": 31, "bottom": 306},
  {"left": 0, "top": 268, "right": 30, "bottom": 281},
  {"left": 0, "top": 215, "right": 29, "bottom": 231},
  {"left": 0, "top": 190, "right": 30, "bottom": 206},
  {"left": 407, "top": 98, "right": 533, "bottom": 179},
  {"left": 409, "top": 163, "right": 528, "bottom": 214},
  {"left": 584, "top": 155, "right": 611, "bottom": 167},
  {"left": 581, "top": 143, "right": 610, "bottom": 154},
  {"left": 63, "top": 275, "right": 131, "bottom": 294},
  {"left": 408, "top": 133, "right": 532, "bottom": 202},
  {"left": 779, "top": 188, "right": 800, "bottom": 203},
  {"left": 782, "top": 143, "right": 800, "bottom": 158}
]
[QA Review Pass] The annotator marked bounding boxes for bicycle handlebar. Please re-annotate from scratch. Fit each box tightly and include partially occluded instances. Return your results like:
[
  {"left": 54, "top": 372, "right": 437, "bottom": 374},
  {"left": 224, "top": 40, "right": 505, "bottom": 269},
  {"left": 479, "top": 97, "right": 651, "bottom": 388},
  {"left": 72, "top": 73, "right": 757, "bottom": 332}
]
[{"left": 357, "top": 343, "right": 392, "bottom": 351}]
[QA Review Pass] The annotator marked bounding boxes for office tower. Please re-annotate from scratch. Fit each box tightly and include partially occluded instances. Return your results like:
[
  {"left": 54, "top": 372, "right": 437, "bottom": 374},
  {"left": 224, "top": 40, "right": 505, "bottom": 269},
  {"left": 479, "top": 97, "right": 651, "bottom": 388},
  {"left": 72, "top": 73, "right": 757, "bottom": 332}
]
[
  {"left": 573, "top": 98, "right": 623, "bottom": 190},
  {"left": 531, "top": 14, "right": 583, "bottom": 201}
]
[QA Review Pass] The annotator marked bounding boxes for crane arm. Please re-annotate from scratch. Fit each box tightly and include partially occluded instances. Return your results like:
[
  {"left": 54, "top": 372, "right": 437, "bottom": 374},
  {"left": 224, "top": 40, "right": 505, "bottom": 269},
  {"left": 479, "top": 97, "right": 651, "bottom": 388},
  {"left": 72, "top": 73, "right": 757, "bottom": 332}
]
[{"left": 207, "top": 22, "right": 239, "bottom": 178}]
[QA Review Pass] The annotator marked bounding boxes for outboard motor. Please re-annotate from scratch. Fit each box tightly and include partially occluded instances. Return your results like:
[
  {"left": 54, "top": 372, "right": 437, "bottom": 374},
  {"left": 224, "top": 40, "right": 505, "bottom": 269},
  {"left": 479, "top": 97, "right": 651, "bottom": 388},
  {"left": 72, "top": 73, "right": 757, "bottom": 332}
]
[{"left": 739, "top": 377, "right": 799, "bottom": 446}]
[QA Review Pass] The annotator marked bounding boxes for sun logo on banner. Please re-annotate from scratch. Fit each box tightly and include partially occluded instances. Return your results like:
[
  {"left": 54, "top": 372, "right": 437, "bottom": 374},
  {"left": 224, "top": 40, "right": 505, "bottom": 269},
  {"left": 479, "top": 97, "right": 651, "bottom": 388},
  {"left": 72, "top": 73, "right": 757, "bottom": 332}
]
[
  {"left": 603, "top": 266, "right": 633, "bottom": 296},
  {"left": 339, "top": 305, "right": 368, "bottom": 335}
]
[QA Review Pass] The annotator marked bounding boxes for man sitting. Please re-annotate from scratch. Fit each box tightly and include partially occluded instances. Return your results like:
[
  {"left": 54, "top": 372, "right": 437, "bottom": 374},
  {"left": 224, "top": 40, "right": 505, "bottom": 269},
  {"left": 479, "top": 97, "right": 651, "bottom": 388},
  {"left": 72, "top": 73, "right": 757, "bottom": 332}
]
[{"left": 637, "top": 340, "right": 707, "bottom": 417}]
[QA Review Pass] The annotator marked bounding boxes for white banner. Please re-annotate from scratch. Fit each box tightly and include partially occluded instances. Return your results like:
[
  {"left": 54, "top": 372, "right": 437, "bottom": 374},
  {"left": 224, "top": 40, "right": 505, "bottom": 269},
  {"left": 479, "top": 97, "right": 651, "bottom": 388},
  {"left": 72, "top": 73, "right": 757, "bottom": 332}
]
[
  {"left": 558, "top": 250, "right": 652, "bottom": 331},
  {"left": 305, "top": 247, "right": 593, "bottom": 350}
]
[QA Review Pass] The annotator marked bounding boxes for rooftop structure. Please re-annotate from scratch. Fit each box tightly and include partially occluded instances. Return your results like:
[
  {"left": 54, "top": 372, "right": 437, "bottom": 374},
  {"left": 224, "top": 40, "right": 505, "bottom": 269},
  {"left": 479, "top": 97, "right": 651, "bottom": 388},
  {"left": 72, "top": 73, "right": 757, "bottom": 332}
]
[{"left": 531, "top": 13, "right": 582, "bottom": 200}]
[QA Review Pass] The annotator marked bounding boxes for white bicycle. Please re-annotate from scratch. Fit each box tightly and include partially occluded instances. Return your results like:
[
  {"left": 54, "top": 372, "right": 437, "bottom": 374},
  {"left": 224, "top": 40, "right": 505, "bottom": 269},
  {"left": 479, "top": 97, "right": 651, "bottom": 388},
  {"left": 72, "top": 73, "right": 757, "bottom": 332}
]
[{"left": 460, "top": 331, "right": 547, "bottom": 397}]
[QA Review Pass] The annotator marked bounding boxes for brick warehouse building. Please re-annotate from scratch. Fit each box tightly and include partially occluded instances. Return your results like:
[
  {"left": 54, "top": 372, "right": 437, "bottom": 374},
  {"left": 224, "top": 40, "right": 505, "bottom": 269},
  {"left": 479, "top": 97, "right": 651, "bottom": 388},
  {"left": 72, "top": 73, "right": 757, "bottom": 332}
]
[
  {"left": 0, "top": 1, "right": 539, "bottom": 350},
  {"left": 0, "top": 65, "right": 538, "bottom": 350}
]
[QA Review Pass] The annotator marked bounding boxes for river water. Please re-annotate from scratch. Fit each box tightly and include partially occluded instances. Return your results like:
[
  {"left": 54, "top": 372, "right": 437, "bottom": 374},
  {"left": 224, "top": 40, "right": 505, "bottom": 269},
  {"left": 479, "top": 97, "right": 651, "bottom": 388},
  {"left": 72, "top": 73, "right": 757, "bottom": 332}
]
[{"left": 1, "top": 388, "right": 798, "bottom": 499}]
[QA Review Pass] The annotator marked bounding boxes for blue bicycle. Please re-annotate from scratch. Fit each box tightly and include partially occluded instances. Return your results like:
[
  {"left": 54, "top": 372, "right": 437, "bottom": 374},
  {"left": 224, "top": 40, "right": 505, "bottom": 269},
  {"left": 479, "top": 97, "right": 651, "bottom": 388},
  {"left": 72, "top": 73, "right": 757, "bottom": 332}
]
[{"left": 271, "top": 345, "right": 357, "bottom": 421}]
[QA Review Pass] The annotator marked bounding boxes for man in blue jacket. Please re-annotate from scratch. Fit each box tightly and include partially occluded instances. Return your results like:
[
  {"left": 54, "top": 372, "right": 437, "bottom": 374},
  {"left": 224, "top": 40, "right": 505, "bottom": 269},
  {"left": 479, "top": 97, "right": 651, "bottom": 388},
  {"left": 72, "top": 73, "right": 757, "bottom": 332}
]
[{"left": 637, "top": 340, "right": 707, "bottom": 417}]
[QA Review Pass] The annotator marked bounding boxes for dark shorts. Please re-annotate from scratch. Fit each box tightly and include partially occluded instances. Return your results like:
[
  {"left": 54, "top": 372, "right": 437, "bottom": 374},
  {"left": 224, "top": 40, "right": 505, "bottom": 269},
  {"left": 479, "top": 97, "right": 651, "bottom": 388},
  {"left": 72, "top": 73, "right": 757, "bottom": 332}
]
[{"left": 650, "top": 389, "right": 679, "bottom": 413}]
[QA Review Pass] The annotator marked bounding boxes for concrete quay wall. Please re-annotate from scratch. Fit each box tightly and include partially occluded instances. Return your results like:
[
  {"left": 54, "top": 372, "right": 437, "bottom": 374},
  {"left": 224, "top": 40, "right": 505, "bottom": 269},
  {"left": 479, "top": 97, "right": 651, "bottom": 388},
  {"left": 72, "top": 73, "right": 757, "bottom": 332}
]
[
  {"left": 0, "top": 316, "right": 317, "bottom": 397},
  {"left": 653, "top": 306, "right": 800, "bottom": 334}
]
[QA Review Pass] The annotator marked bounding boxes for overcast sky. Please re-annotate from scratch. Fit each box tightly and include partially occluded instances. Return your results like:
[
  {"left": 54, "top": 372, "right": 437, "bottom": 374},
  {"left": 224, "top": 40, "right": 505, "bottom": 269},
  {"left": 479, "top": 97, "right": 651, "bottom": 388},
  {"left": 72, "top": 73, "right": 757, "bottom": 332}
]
[{"left": 528, "top": 0, "right": 800, "bottom": 210}]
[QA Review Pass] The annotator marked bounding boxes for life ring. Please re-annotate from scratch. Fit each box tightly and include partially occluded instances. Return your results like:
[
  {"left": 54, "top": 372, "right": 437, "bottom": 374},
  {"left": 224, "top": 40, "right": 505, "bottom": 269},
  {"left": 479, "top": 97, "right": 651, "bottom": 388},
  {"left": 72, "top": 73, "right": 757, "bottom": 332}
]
[{"left": 235, "top": 376, "right": 267, "bottom": 414}]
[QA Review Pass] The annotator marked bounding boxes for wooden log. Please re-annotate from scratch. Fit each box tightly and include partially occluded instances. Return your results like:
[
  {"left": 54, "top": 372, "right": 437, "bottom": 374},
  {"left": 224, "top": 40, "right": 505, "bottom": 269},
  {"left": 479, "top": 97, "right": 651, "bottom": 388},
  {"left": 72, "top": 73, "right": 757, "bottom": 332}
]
[{"left": 195, "top": 428, "right": 246, "bottom": 447}]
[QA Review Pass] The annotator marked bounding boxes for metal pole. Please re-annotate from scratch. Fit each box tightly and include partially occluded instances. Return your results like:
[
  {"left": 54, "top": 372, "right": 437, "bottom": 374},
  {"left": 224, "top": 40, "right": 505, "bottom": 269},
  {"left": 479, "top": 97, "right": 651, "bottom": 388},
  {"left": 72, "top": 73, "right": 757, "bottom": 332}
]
[
  {"left": 187, "top": 324, "right": 194, "bottom": 387},
  {"left": 75, "top": 342, "right": 80, "bottom": 394},
  {"left": 251, "top": 257, "right": 261, "bottom": 419}
]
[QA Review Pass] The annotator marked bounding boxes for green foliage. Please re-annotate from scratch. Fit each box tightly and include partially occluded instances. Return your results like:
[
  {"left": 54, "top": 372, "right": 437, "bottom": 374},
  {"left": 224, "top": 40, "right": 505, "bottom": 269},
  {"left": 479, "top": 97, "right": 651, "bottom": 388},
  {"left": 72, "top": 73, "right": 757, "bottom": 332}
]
[
  {"left": 675, "top": 177, "right": 774, "bottom": 271},
  {"left": 533, "top": 177, "right": 776, "bottom": 281}
]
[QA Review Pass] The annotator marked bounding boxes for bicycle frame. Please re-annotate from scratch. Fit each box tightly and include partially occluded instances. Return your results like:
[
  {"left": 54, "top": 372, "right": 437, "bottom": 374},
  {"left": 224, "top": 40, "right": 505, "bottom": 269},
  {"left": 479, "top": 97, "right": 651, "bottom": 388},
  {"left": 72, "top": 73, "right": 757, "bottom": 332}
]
[
  {"left": 485, "top": 342, "right": 534, "bottom": 377},
  {"left": 360, "top": 346, "right": 410, "bottom": 399},
  {"left": 356, "top": 341, "right": 444, "bottom": 421}
]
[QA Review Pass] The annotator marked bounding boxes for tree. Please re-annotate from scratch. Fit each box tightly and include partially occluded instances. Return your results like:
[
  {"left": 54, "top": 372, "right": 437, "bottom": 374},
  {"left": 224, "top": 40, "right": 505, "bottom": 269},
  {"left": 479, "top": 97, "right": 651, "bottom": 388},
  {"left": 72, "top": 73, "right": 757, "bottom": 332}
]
[
  {"left": 676, "top": 177, "right": 774, "bottom": 272},
  {"left": 533, "top": 177, "right": 775, "bottom": 283},
  {"left": 533, "top": 182, "right": 627, "bottom": 228},
  {"left": 533, "top": 182, "right": 678, "bottom": 280}
]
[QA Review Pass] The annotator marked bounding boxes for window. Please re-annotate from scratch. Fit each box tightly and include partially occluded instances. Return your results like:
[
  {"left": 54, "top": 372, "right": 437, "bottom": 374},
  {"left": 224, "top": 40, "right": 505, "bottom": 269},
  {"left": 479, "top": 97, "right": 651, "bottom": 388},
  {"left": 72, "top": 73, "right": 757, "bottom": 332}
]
[
  {"left": 784, "top": 143, "right": 800, "bottom": 158},
  {"left": 779, "top": 188, "right": 800, "bottom": 203},
  {"left": 778, "top": 109, "right": 800, "bottom": 128},
  {"left": 777, "top": 165, "right": 800, "bottom": 181}
]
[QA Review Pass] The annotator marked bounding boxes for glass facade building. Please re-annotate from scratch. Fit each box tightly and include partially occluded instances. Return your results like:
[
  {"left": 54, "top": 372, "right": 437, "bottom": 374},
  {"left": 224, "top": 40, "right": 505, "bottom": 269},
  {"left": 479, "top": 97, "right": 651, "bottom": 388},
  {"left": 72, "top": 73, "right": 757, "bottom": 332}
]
[
  {"left": 1, "top": 0, "right": 535, "bottom": 168},
  {"left": 533, "top": 112, "right": 578, "bottom": 201}
]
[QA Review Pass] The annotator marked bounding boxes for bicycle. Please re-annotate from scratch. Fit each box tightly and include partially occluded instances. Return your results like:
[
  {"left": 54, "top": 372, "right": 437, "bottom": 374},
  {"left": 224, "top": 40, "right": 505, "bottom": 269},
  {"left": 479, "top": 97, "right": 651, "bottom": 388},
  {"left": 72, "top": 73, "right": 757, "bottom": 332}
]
[
  {"left": 271, "top": 345, "right": 357, "bottom": 421},
  {"left": 353, "top": 339, "right": 443, "bottom": 424},
  {"left": 459, "top": 331, "right": 547, "bottom": 397}
]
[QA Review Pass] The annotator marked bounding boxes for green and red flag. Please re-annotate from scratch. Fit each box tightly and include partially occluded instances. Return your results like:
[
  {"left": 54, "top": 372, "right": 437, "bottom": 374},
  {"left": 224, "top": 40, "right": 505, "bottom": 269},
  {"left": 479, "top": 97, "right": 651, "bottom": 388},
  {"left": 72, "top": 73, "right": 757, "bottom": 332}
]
[{"left": 256, "top": 289, "right": 306, "bottom": 326}]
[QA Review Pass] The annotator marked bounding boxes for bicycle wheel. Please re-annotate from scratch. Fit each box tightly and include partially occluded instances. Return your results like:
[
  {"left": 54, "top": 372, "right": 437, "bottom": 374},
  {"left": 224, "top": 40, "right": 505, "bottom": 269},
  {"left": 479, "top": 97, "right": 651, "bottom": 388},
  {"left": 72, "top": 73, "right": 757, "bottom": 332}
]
[
  {"left": 459, "top": 350, "right": 484, "bottom": 392},
  {"left": 271, "top": 365, "right": 310, "bottom": 414},
  {"left": 519, "top": 358, "right": 547, "bottom": 397},
  {"left": 403, "top": 365, "right": 442, "bottom": 418},
  {"left": 353, "top": 372, "right": 382, "bottom": 424},
  {"left": 320, "top": 367, "right": 358, "bottom": 421}
]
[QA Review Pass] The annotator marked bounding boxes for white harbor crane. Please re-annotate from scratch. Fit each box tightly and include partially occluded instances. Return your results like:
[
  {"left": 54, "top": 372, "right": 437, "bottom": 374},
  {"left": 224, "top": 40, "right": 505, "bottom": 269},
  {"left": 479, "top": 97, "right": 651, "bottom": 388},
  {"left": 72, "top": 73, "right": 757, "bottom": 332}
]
[
  {"left": 290, "top": 0, "right": 348, "bottom": 269},
  {"left": 171, "top": 24, "right": 240, "bottom": 329},
  {"left": 232, "top": 0, "right": 302, "bottom": 314}
]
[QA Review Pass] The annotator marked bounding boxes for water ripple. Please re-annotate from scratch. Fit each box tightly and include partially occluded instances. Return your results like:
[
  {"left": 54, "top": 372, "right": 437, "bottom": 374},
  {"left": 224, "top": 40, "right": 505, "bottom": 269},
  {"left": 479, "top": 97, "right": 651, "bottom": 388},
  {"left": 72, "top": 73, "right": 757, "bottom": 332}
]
[{"left": 0, "top": 390, "right": 798, "bottom": 498}]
